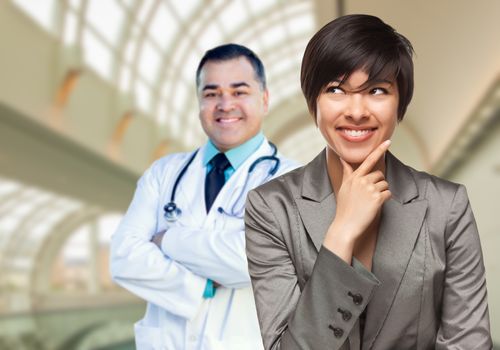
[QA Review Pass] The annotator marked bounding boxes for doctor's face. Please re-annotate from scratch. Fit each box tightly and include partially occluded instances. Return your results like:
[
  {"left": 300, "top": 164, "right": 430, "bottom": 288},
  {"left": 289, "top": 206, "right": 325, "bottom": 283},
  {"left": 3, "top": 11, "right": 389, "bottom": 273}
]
[
  {"left": 197, "top": 57, "right": 269, "bottom": 152},
  {"left": 316, "top": 69, "right": 399, "bottom": 167}
]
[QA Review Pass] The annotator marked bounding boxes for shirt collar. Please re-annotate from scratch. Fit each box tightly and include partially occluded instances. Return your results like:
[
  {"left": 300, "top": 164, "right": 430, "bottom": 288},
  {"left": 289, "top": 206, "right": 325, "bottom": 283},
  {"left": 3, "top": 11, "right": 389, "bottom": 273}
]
[{"left": 203, "top": 132, "right": 265, "bottom": 171}]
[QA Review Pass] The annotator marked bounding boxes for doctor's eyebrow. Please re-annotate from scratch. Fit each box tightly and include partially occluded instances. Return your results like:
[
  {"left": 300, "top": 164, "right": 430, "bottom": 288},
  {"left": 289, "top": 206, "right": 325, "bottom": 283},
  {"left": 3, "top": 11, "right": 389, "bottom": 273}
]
[
  {"left": 201, "top": 82, "right": 250, "bottom": 91},
  {"left": 202, "top": 84, "right": 219, "bottom": 91},
  {"left": 230, "top": 82, "right": 250, "bottom": 88}
]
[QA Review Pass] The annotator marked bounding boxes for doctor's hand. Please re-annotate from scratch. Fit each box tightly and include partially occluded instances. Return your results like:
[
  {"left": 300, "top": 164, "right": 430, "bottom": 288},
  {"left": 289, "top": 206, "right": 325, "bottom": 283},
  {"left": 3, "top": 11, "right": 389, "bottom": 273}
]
[
  {"left": 150, "top": 230, "right": 167, "bottom": 248},
  {"left": 324, "top": 140, "right": 391, "bottom": 259}
]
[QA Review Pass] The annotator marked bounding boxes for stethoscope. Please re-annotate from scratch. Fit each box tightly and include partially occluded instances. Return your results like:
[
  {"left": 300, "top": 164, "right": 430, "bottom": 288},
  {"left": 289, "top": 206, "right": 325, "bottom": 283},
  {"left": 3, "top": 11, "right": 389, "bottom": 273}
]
[{"left": 163, "top": 142, "right": 280, "bottom": 222}]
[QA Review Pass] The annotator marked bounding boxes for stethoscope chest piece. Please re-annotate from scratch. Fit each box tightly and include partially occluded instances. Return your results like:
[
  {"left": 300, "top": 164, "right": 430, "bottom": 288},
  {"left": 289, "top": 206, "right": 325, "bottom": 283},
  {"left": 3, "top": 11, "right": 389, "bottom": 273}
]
[{"left": 164, "top": 202, "right": 181, "bottom": 222}]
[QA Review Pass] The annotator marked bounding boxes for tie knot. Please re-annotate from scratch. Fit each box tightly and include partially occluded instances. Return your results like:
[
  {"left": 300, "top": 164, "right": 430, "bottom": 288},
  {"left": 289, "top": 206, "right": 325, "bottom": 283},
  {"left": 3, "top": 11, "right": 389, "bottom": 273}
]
[{"left": 209, "top": 153, "right": 230, "bottom": 172}]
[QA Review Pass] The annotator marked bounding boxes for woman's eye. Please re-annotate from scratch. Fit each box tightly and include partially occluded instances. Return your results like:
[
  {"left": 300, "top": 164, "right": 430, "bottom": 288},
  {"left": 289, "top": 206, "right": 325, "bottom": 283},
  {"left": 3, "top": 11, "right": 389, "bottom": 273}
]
[
  {"left": 326, "top": 86, "right": 344, "bottom": 94},
  {"left": 371, "top": 87, "right": 388, "bottom": 95}
]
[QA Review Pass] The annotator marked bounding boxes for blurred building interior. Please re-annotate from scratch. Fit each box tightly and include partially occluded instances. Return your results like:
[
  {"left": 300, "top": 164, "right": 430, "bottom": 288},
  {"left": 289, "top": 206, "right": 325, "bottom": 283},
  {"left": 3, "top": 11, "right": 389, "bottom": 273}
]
[{"left": 0, "top": 0, "right": 499, "bottom": 348}]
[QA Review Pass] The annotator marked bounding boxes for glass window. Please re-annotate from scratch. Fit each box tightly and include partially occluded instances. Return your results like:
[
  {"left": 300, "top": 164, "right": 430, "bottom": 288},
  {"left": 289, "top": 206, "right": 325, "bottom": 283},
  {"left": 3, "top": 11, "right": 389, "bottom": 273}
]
[
  {"left": 169, "top": 0, "right": 198, "bottom": 22},
  {"left": 82, "top": 29, "right": 113, "bottom": 80},
  {"left": 12, "top": 0, "right": 56, "bottom": 33},
  {"left": 63, "top": 11, "right": 79, "bottom": 46},
  {"left": 149, "top": 3, "right": 177, "bottom": 51},
  {"left": 86, "top": 0, "right": 124, "bottom": 44},
  {"left": 138, "top": 40, "right": 161, "bottom": 85}
]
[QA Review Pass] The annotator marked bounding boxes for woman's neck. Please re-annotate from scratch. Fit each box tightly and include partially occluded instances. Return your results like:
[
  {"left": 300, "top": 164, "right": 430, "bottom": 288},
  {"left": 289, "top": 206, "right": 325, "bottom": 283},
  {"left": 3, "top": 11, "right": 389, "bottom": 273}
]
[{"left": 325, "top": 147, "right": 387, "bottom": 197}]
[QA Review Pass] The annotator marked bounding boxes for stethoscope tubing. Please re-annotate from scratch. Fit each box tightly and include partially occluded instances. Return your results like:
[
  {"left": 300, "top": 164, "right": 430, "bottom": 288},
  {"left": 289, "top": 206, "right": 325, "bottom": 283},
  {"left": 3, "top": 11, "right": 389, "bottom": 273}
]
[{"left": 164, "top": 142, "right": 279, "bottom": 222}]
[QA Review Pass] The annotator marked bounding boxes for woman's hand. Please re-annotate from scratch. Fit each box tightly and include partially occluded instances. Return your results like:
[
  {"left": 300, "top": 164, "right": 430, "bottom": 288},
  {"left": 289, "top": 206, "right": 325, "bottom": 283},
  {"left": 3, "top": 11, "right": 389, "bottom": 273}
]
[{"left": 324, "top": 140, "right": 392, "bottom": 262}]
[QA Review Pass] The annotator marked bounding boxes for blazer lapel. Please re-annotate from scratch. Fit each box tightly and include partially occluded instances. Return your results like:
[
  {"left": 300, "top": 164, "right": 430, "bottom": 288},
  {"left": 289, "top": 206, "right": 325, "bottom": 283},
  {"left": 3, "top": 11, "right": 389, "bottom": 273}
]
[
  {"left": 295, "top": 149, "right": 336, "bottom": 251},
  {"left": 363, "top": 153, "right": 428, "bottom": 349}
]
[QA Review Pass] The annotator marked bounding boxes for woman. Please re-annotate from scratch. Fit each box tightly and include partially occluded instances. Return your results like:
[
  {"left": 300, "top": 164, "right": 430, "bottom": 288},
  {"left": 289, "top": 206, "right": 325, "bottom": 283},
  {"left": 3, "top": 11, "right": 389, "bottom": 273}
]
[{"left": 244, "top": 14, "right": 492, "bottom": 350}]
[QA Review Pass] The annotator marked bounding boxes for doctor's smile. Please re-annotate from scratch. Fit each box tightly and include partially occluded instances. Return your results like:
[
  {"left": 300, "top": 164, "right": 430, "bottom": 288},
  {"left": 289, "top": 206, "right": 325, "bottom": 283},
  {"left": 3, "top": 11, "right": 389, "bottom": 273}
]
[{"left": 215, "top": 116, "right": 242, "bottom": 124}]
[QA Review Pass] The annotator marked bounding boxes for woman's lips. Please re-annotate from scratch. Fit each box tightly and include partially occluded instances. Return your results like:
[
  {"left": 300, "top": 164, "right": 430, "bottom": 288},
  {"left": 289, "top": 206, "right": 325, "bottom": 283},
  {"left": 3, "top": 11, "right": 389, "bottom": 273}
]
[{"left": 337, "top": 127, "right": 376, "bottom": 142}]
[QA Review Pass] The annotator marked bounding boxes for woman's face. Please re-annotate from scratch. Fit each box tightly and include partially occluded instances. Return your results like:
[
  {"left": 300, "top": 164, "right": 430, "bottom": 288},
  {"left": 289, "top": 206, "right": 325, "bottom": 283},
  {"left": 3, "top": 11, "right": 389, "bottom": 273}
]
[{"left": 316, "top": 69, "right": 399, "bottom": 167}]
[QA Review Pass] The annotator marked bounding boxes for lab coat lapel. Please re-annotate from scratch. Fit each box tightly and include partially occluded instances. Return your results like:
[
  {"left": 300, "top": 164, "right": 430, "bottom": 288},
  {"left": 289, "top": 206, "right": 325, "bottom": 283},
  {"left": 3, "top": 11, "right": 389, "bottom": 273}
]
[
  {"left": 296, "top": 149, "right": 335, "bottom": 252},
  {"left": 204, "top": 140, "right": 274, "bottom": 224},
  {"left": 175, "top": 146, "right": 209, "bottom": 226},
  {"left": 363, "top": 153, "right": 428, "bottom": 349}
]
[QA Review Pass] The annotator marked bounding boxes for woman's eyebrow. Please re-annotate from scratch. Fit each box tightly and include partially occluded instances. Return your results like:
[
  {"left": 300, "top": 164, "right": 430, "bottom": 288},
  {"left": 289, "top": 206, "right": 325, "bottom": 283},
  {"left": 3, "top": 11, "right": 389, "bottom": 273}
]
[
  {"left": 326, "top": 78, "right": 394, "bottom": 90},
  {"left": 367, "top": 78, "right": 394, "bottom": 85}
]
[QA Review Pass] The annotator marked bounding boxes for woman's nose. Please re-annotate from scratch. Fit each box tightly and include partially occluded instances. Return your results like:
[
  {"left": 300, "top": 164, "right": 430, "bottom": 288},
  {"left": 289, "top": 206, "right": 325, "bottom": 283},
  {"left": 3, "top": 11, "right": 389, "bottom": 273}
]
[{"left": 345, "top": 94, "right": 369, "bottom": 121}]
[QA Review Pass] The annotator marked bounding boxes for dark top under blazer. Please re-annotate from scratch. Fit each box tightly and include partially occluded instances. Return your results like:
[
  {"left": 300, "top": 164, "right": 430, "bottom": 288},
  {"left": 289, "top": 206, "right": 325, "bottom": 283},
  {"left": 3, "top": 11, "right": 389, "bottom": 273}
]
[{"left": 245, "top": 150, "right": 492, "bottom": 350}]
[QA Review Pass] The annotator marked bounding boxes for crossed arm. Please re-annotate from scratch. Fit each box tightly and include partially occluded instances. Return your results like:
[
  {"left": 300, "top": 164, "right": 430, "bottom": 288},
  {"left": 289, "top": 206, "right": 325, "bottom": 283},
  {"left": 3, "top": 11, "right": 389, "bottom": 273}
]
[{"left": 110, "top": 161, "right": 251, "bottom": 319}]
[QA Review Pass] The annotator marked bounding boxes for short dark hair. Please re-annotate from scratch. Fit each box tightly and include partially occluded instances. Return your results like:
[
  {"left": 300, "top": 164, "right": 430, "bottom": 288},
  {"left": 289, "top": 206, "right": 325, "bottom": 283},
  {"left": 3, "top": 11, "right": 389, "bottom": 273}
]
[
  {"left": 196, "top": 43, "right": 267, "bottom": 89},
  {"left": 301, "top": 14, "right": 414, "bottom": 121}
]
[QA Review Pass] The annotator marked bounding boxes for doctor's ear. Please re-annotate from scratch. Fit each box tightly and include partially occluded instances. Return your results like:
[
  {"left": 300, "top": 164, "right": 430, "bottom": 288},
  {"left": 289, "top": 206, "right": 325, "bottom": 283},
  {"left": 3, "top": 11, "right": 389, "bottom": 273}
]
[{"left": 262, "top": 89, "right": 269, "bottom": 113}]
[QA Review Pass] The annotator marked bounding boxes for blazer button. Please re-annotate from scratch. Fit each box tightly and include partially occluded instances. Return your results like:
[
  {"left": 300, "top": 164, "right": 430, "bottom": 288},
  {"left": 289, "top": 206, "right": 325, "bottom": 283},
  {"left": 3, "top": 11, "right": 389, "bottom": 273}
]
[
  {"left": 348, "top": 291, "right": 363, "bottom": 305},
  {"left": 328, "top": 325, "right": 344, "bottom": 338},
  {"left": 337, "top": 308, "right": 352, "bottom": 321},
  {"left": 334, "top": 327, "right": 344, "bottom": 338},
  {"left": 340, "top": 309, "right": 352, "bottom": 321}
]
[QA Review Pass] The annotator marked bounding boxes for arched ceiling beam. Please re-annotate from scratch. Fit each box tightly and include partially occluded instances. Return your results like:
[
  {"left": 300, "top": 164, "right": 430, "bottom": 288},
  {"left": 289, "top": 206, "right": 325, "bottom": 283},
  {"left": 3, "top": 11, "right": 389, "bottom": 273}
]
[{"left": 31, "top": 206, "right": 103, "bottom": 297}]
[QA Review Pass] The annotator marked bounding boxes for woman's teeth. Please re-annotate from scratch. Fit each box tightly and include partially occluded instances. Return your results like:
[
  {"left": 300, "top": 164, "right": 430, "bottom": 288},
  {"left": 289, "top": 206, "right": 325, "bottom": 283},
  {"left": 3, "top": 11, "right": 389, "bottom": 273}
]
[{"left": 343, "top": 129, "right": 371, "bottom": 137}]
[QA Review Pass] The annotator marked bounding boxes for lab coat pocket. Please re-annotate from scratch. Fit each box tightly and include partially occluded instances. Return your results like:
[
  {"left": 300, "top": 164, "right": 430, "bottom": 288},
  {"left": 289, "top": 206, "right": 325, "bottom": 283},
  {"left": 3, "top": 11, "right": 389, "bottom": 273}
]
[{"left": 134, "top": 321, "right": 165, "bottom": 350}]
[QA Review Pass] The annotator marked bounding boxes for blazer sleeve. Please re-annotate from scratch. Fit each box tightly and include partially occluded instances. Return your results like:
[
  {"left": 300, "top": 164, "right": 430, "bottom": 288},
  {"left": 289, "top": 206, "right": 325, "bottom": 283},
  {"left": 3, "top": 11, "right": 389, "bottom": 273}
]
[
  {"left": 245, "top": 189, "right": 380, "bottom": 350},
  {"left": 436, "top": 185, "right": 492, "bottom": 348}
]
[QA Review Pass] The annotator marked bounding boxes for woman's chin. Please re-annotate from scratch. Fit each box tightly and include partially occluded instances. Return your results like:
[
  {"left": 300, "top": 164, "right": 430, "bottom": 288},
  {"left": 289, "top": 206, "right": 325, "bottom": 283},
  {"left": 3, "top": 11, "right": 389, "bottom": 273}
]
[
  {"left": 328, "top": 146, "right": 380, "bottom": 168},
  {"left": 339, "top": 153, "right": 369, "bottom": 167}
]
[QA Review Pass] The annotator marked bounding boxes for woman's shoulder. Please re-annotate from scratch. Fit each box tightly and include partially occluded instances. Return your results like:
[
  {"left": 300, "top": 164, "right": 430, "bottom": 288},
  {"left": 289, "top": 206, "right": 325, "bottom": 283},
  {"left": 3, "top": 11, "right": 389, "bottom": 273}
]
[
  {"left": 403, "top": 162, "right": 467, "bottom": 207},
  {"left": 250, "top": 164, "right": 306, "bottom": 201}
]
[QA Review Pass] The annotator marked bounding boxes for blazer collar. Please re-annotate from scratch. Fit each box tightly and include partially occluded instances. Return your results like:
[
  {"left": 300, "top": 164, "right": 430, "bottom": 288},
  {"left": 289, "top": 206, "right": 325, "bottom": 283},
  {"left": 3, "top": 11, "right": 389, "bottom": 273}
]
[
  {"left": 300, "top": 148, "right": 332, "bottom": 202},
  {"left": 384, "top": 151, "right": 419, "bottom": 204},
  {"left": 300, "top": 149, "right": 418, "bottom": 205}
]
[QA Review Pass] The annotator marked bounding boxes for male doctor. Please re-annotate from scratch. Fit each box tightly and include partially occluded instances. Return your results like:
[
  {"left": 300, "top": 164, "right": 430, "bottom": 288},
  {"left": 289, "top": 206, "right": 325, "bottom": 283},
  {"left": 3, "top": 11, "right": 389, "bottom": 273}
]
[{"left": 110, "top": 43, "right": 298, "bottom": 349}]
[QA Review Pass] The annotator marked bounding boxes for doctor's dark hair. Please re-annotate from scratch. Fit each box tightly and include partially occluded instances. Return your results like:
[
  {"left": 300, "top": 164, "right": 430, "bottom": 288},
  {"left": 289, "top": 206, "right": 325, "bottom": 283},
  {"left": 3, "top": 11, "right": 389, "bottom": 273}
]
[
  {"left": 301, "top": 14, "right": 414, "bottom": 121},
  {"left": 196, "top": 43, "right": 267, "bottom": 90}
]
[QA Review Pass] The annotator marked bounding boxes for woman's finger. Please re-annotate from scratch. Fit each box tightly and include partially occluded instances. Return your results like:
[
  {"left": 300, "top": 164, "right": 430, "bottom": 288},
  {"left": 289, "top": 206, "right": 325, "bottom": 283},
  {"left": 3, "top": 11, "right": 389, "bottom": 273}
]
[
  {"left": 374, "top": 180, "right": 389, "bottom": 192},
  {"left": 356, "top": 140, "right": 391, "bottom": 176}
]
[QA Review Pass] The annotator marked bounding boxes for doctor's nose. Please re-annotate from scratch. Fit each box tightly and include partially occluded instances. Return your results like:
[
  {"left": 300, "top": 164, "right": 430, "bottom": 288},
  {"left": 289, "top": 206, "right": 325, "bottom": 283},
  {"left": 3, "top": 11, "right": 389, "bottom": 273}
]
[
  {"left": 345, "top": 95, "right": 369, "bottom": 122},
  {"left": 216, "top": 95, "right": 235, "bottom": 112}
]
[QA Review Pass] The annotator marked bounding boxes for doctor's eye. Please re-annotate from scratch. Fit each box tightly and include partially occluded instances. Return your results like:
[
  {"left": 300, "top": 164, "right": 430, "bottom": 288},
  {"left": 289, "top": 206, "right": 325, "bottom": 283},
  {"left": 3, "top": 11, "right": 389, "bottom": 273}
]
[
  {"left": 203, "top": 91, "right": 218, "bottom": 98},
  {"left": 234, "top": 90, "right": 248, "bottom": 96}
]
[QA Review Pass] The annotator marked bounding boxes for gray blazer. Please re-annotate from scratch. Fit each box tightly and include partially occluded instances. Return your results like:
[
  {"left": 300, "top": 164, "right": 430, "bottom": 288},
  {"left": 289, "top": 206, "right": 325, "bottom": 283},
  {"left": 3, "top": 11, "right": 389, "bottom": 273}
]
[{"left": 245, "top": 150, "right": 492, "bottom": 350}]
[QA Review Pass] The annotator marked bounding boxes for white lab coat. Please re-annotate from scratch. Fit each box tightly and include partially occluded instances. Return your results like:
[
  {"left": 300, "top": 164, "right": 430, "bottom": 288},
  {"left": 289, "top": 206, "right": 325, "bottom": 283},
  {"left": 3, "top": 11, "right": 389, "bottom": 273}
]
[{"left": 110, "top": 140, "right": 298, "bottom": 350}]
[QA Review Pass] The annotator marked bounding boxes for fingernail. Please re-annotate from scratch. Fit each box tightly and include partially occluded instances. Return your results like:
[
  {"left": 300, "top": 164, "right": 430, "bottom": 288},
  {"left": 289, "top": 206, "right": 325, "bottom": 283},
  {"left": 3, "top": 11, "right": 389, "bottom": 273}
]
[{"left": 384, "top": 140, "right": 391, "bottom": 146}]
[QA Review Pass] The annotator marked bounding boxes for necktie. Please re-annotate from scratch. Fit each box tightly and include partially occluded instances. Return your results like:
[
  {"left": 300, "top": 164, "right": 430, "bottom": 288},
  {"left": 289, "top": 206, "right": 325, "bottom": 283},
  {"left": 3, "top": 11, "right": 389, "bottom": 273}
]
[{"left": 205, "top": 153, "right": 230, "bottom": 212}]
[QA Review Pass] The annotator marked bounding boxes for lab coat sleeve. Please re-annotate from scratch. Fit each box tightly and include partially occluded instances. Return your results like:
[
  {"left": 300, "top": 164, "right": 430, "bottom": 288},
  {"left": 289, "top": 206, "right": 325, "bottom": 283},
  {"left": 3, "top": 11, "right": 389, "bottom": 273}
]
[
  {"left": 159, "top": 159, "right": 301, "bottom": 290},
  {"left": 435, "top": 185, "right": 492, "bottom": 348},
  {"left": 161, "top": 222, "right": 249, "bottom": 289},
  {"left": 110, "top": 160, "right": 207, "bottom": 320}
]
